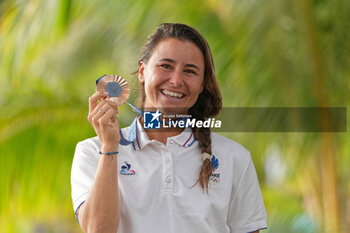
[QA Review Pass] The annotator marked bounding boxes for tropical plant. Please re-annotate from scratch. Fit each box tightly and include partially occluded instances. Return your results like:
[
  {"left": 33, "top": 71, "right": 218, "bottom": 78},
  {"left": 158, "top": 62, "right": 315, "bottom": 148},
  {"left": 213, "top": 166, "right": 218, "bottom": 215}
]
[{"left": 0, "top": 0, "right": 349, "bottom": 232}]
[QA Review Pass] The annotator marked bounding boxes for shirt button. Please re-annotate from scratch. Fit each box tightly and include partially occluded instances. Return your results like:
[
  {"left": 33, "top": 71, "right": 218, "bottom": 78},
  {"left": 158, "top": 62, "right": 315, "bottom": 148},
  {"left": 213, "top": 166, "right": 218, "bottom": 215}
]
[
  {"left": 170, "top": 139, "right": 174, "bottom": 144},
  {"left": 165, "top": 176, "right": 172, "bottom": 183}
]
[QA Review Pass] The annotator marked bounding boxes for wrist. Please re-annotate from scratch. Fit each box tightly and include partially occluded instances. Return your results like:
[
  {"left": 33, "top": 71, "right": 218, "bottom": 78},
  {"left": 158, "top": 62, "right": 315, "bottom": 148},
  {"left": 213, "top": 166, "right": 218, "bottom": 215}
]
[
  {"left": 101, "top": 144, "right": 119, "bottom": 153},
  {"left": 99, "top": 151, "right": 119, "bottom": 155}
]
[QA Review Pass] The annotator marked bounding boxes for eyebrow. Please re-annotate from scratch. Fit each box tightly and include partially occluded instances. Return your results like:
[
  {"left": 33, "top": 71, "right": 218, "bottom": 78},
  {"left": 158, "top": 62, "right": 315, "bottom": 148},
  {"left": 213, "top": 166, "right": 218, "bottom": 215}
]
[{"left": 160, "top": 58, "right": 200, "bottom": 71}]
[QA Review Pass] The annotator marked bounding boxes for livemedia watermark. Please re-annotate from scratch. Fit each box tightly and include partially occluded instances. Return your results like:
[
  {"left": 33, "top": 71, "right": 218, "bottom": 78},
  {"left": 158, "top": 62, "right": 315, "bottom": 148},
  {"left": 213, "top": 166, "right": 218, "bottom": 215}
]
[
  {"left": 143, "top": 110, "right": 222, "bottom": 129},
  {"left": 141, "top": 107, "right": 346, "bottom": 132}
]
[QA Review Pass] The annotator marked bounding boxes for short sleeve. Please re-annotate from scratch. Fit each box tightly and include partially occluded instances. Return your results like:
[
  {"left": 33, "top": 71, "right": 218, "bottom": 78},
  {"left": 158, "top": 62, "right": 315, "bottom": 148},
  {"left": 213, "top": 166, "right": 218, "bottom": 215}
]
[
  {"left": 71, "top": 140, "right": 99, "bottom": 213},
  {"left": 227, "top": 152, "right": 267, "bottom": 233}
]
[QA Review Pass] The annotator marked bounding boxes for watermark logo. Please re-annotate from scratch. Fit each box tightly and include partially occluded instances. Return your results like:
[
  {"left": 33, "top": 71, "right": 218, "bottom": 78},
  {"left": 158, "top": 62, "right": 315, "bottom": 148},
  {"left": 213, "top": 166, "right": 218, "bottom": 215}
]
[
  {"left": 143, "top": 110, "right": 222, "bottom": 129},
  {"left": 140, "top": 108, "right": 345, "bottom": 132},
  {"left": 143, "top": 110, "right": 161, "bottom": 129}
]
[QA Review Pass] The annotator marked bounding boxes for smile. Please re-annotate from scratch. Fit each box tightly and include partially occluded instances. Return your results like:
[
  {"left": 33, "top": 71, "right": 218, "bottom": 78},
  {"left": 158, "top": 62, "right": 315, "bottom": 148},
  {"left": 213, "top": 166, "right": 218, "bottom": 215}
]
[{"left": 161, "top": 89, "right": 185, "bottom": 99}]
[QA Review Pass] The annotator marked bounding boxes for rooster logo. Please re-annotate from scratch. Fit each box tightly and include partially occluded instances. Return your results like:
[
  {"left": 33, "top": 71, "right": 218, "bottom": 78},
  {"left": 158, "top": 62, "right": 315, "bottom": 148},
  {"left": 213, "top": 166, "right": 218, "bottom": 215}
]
[
  {"left": 211, "top": 155, "right": 219, "bottom": 171},
  {"left": 210, "top": 155, "right": 220, "bottom": 184},
  {"left": 120, "top": 161, "right": 136, "bottom": 175}
]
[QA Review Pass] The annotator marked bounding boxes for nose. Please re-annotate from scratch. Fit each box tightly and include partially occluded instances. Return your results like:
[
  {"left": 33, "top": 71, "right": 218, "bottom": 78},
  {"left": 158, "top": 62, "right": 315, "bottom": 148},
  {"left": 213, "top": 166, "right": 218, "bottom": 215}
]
[{"left": 169, "top": 69, "right": 183, "bottom": 87}]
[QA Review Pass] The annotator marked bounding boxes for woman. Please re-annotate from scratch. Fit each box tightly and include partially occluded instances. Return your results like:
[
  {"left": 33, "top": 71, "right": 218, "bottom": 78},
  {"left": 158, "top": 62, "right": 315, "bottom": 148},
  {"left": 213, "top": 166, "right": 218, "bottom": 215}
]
[{"left": 71, "top": 23, "right": 267, "bottom": 233}]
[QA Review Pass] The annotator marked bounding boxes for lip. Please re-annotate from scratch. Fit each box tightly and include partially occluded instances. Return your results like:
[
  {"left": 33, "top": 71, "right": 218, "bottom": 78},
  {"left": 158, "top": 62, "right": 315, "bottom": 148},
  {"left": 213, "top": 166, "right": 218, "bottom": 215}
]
[
  {"left": 160, "top": 89, "right": 187, "bottom": 102},
  {"left": 160, "top": 89, "right": 186, "bottom": 98}
]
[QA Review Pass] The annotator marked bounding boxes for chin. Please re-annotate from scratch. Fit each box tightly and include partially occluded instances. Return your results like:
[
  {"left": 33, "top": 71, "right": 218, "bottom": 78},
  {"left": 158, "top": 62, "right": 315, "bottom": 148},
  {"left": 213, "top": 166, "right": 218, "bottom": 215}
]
[{"left": 157, "top": 106, "right": 188, "bottom": 115}]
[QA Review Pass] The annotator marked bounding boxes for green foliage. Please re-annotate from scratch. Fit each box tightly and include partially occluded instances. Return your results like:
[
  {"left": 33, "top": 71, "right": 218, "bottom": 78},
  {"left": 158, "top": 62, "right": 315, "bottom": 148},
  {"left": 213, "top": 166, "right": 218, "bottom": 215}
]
[{"left": 0, "top": 0, "right": 349, "bottom": 232}]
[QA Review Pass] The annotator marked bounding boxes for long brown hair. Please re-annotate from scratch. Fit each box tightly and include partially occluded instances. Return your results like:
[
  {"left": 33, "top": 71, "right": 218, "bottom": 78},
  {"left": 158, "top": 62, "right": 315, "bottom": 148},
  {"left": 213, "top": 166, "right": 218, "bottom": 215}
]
[{"left": 138, "top": 23, "right": 222, "bottom": 192}]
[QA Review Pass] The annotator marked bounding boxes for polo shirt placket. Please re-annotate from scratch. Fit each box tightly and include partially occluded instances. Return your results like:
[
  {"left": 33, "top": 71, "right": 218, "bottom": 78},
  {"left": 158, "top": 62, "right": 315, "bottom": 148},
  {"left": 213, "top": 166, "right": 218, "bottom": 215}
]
[
  {"left": 162, "top": 142, "right": 174, "bottom": 191},
  {"left": 134, "top": 119, "right": 196, "bottom": 193}
]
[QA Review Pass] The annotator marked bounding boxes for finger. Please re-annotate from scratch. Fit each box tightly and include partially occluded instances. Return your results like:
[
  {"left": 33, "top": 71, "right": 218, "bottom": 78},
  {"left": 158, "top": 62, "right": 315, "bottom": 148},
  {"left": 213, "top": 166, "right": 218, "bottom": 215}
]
[
  {"left": 88, "top": 100, "right": 111, "bottom": 123},
  {"left": 104, "top": 100, "right": 119, "bottom": 114},
  {"left": 99, "top": 108, "right": 120, "bottom": 143},
  {"left": 99, "top": 108, "right": 119, "bottom": 127},
  {"left": 88, "top": 103, "right": 104, "bottom": 124},
  {"left": 92, "top": 100, "right": 119, "bottom": 118},
  {"left": 91, "top": 107, "right": 116, "bottom": 136},
  {"left": 89, "top": 100, "right": 119, "bottom": 125},
  {"left": 89, "top": 91, "right": 109, "bottom": 113},
  {"left": 88, "top": 100, "right": 108, "bottom": 121},
  {"left": 90, "top": 106, "right": 105, "bottom": 131}
]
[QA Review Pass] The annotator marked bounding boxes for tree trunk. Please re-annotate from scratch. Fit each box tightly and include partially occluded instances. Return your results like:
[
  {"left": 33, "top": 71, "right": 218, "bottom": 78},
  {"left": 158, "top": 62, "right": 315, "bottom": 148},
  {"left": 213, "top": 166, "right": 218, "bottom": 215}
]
[{"left": 293, "top": 0, "right": 341, "bottom": 232}]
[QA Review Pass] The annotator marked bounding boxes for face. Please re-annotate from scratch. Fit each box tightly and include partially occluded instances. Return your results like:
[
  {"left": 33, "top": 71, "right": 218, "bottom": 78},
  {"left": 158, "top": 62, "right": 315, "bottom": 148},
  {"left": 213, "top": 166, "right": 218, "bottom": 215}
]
[{"left": 138, "top": 38, "right": 205, "bottom": 114}]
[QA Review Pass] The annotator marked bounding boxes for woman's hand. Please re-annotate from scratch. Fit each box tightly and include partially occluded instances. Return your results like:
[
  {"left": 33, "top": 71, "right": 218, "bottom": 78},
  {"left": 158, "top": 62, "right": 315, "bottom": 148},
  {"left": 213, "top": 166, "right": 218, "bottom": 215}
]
[
  {"left": 88, "top": 92, "right": 120, "bottom": 147},
  {"left": 78, "top": 91, "right": 121, "bottom": 233}
]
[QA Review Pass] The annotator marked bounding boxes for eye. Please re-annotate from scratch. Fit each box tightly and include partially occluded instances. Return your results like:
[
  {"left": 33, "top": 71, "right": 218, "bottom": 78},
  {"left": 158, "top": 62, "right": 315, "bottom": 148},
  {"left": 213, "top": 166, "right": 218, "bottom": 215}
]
[
  {"left": 184, "top": 69, "right": 197, "bottom": 75},
  {"left": 160, "top": 64, "right": 172, "bottom": 70}
]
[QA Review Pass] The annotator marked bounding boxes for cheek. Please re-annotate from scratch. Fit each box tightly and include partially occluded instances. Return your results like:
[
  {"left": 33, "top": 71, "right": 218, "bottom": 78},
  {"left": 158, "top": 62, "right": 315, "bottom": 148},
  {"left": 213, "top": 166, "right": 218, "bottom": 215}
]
[
  {"left": 190, "top": 80, "right": 204, "bottom": 95},
  {"left": 144, "top": 81, "right": 159, "bottom": 99}
]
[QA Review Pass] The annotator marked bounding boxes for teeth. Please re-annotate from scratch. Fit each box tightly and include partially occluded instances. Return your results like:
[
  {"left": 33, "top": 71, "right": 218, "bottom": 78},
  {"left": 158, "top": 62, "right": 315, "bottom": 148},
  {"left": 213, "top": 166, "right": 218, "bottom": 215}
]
[{"left": 163, "top": 90, "right": 184, "bottom": 98}]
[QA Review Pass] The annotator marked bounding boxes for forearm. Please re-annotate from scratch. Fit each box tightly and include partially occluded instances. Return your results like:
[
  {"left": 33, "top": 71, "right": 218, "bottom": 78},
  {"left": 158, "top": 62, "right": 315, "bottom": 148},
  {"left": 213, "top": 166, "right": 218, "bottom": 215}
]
[{"left": 79, "top": 144, "right": 120, "bottom": 233}]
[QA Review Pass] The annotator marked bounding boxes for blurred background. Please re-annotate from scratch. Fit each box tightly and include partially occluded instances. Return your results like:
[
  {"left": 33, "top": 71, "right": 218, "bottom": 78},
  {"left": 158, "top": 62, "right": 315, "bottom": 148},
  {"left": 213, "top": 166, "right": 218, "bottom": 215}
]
[{"left": 0, "top": 0, "right": 349, "bottom": 232}]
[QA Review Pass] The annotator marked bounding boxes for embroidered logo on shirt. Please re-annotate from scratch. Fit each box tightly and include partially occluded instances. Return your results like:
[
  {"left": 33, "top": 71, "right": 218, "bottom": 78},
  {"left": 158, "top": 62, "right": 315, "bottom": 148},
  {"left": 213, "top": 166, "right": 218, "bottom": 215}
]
[
  {"left": 212, "top": 155, "right": 219, "bottom": 171},
  {"left": 210, "top": 155, "right": 220, "bottom": 184},
  {"left": 120, "top": 161, "right": 136, "bottom": 175}
]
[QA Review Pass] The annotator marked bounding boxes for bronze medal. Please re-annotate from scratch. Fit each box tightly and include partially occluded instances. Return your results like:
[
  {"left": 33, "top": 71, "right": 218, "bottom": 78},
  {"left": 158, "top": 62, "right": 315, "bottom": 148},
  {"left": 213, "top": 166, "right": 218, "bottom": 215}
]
[{"left": 96, "top": 74, "right": 130, "bottom": 106}]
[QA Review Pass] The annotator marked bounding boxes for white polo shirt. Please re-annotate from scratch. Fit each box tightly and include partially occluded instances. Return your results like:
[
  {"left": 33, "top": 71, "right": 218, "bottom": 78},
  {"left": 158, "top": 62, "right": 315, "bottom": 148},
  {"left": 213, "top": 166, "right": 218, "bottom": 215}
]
[{"left": 71, "top": 118, "right": 267, "bottom": 233}]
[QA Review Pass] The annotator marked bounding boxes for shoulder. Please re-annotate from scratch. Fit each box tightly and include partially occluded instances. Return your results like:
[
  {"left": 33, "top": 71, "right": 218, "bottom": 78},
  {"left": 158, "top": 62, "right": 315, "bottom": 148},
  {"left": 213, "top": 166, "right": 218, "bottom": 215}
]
[
  {"left": 211, "top": 132, "right": 251, "bottom": 158},
  {"left": 75, "top": 136, "right": 101, "bottom": 152},
  {"left": 72, "top": 136, "right": 101, "bottom": 173},
  {"left": 210, "top": 132, "right": 252, "bottom": 170},
  {"left": 74, "top": 137, "right": 102, "bottom": 163}
]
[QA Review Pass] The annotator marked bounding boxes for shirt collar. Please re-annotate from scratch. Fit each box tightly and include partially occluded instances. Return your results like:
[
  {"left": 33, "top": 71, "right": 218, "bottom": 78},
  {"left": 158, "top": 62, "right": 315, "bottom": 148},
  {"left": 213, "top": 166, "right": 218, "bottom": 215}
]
[{"left": 131, "top": 117, "right": 196, "bottom": 150}]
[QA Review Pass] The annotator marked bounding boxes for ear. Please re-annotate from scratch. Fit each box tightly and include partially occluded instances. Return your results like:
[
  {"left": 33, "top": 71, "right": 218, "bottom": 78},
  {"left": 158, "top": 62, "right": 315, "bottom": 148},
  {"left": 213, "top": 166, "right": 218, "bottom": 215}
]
[{"left": 138, "top": 61, "right": 146, "bottom": 84}]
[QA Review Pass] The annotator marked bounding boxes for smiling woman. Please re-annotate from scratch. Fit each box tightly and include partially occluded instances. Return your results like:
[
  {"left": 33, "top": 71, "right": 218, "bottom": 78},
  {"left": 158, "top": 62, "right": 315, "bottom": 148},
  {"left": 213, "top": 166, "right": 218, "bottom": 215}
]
[
  {"left": 138, "top": 38, "right": 205, "bottom": 113},
  {"left": 71, "top": 23, "right": 267, "bottom": 233}
]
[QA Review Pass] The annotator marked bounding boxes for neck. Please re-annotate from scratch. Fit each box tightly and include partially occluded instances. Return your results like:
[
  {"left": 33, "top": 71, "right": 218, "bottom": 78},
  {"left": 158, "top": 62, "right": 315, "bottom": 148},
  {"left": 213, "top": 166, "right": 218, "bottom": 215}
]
[{"left": 138, "top": 117, "right": 184, "bottom": 145}]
